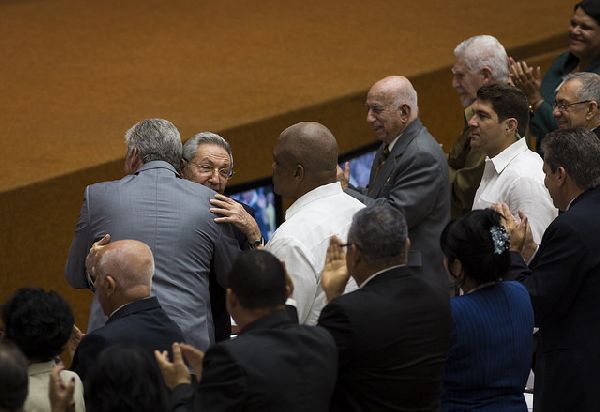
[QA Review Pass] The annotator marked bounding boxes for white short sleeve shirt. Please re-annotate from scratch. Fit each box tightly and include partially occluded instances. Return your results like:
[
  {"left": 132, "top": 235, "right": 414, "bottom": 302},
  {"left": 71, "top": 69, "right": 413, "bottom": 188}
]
[{"left": 472, "top": 138, "right": 557, "bottom": 244}]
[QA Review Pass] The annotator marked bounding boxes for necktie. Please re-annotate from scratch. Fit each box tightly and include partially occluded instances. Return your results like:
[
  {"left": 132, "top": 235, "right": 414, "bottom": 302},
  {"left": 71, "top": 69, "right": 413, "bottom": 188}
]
[{"left": 371, "top": 145, "right": 390, "bottom": 181}]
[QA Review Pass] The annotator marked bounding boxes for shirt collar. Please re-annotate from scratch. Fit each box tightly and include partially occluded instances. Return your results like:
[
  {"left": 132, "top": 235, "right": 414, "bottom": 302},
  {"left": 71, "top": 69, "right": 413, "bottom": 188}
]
[
  {"left": 28, "top": 360, "right": 55, "bottom": 375},
  {"left": 359, "top": 264, "right": 406, "bottom": 288},
  {"left": 387, "top": 134, "right": 401, "bottom": 152},
  {"left": 285, "top": 182, "right": 343, "bottom": 221},
  {"left": 488, "top": 137, "right": 528, "bottom": 175}
]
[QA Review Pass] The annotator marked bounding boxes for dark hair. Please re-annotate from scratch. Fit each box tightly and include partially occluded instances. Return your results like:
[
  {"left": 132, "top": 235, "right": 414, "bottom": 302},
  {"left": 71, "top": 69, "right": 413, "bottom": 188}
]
[
  {"left": 0, "top": 340, "right": 29, "bottom": 411},
  {"left": 85, "top": 346, "right": 169, "bottom": 412},
  {"left": 347, "top": 204, "right": 407, "bottom": 263},
  {"left": 440, "top": 209, "right": 510, "bottom": 283},
  {"left": 227, "top": 250, "right": 287, "bottom": 309},
  {"left": 2, "top": 288, "right": 74, "bottom": 361},
  {"left": 477, "top": 84, "right": 529, "bottom": 136},
  {"left": 542, "top": 127, "right": 600, "bottom": 190},
  {"left": 576, "top": 0, "right": 600, "bottom": 25}
]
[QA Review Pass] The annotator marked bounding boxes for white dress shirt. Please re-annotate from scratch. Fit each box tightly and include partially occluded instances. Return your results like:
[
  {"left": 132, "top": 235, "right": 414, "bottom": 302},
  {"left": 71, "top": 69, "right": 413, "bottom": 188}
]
[
  {"left": 472, "top": 138, "right": 557, "bottom": 244},
  {"left": 266, "top": 182, "right": 365, "bottom": 325}
]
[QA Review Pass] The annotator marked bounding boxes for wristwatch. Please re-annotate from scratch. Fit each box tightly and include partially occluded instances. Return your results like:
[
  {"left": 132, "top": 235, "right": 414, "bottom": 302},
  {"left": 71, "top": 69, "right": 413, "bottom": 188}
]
[{"left": 247, "top": 237, "right": 265, "bottom": 249}]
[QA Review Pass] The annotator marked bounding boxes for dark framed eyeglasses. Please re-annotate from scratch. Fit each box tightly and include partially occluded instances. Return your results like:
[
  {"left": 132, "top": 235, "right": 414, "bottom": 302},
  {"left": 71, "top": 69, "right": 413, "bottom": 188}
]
[
  {"left": 186, "top": 161, "right": 234, "bottom": 180},
  {"left": 552, "top": 100, "right": 592, "bottom": 112}
]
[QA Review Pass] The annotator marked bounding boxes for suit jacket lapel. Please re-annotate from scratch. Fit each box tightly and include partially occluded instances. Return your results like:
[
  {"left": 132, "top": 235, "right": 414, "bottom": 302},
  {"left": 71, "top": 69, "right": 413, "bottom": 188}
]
[{"left": 368, "top": 119, "right": 423, "bottom": 197}]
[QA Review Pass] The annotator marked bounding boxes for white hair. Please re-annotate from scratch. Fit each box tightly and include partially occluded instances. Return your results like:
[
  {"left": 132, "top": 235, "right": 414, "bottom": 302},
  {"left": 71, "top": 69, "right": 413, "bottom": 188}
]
[{"left": 454, "top": 35, "right": 509, "bottom": 83}]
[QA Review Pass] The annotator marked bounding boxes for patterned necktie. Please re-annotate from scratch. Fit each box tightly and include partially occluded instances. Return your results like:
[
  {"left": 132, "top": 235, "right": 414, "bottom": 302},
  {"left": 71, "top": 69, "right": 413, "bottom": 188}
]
[{"left": 371, "top": 145, "right": 390, "bottom": 181}]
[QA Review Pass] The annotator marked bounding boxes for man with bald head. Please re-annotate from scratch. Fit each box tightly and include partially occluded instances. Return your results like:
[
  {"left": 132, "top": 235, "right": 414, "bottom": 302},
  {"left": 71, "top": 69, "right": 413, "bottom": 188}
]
[
  {"left": 266, "top": 122, "right": 365, "bottom": 324},
  {"left": 70, "top": 239, "right": 185, "bottom": 382},
  {"left": 343, "top": 76, "right": 450, "bottom": 288},
  {"left": 553, "top": 72, "right": 600, "bottom": 138}
]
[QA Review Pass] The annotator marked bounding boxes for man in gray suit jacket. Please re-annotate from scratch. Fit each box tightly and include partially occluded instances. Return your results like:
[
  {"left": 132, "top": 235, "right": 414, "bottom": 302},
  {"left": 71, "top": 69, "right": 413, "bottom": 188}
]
[
  {"left": 65, "top": 118, "right": 240, "bottom": 350},
  {"left": 342, "top": 76, "right": 450, "bottom": 288}
]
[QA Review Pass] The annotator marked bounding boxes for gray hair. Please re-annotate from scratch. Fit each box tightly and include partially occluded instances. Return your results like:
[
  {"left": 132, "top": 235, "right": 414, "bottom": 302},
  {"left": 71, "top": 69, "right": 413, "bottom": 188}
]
[
  {"left": 454, "top": 35, "right": 509, "bottom": 83},
  {"left": 563, "top": 72, "right": 600, "bottom": 110},
  {"left": 124, "top": 119, "right": 182, "bottom": 171},
  {"left": 182, "top": 132, "right": 234, "bottom": 168},
  {"left": 347, "top": 204, "right": 408, "bottom": 263},
  {"left": 542, "top": 127, "right": 600, "bottom": 190}
]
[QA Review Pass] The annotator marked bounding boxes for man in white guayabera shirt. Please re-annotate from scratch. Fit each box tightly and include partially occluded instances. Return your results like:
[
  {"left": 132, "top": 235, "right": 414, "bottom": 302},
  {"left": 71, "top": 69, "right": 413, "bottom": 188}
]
[
  {"left": 266, "top": 122, "right": 365, "bottom": 325},
  {"left": 469, "top": 84, "right": 557, "bottom": 244}
]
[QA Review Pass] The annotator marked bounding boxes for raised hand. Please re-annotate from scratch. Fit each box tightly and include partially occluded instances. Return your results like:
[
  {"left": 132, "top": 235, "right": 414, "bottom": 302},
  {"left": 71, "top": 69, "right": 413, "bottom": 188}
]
[
  {"left": 154, "top": 342, "right": 192, "bottom": 389},
  {"left": 509, "top": 57, "right": 543, "bottom": 108},
  {"left": 210, "top": 194, "right": 262, "bottom": 243},
  {"left": 321, "top": 235, "right": 350, "bottom": 302},
  {"left": 48, "top": 365, "right": 75, "bottom": 412}
]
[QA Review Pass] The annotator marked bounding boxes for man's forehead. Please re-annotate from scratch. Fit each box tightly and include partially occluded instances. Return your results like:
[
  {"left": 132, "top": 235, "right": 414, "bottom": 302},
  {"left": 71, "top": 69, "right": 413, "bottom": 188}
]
[
  {"left": 557, "top": 80, "right": 581, "bottom": 100},
  {"left": 194, "top": 143, "right": 230, "bottom": 162},
  {"left": 366, "top": 89, "right": 393, "bottom": 106},
  {"left": 473, "top": 99, "right": 496, "bottom": 115},
  {"left": 452, "top": 57, "right": 468, "bottom": 74}
]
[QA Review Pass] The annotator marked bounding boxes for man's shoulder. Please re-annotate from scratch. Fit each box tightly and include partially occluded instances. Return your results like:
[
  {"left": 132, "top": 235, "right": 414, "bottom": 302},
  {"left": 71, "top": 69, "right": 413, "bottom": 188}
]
[
  {"left": 219, "top": 322, "right": 335, "bottom": 361},
  {"left": 329, "top": 269, "right": 448, "bottom": 312}
]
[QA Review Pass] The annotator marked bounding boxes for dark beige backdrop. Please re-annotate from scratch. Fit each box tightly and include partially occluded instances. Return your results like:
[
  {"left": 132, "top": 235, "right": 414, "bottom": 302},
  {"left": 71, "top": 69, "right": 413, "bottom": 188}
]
[{"left": 0, "top": 0, "right": 571, "bottom": 329}]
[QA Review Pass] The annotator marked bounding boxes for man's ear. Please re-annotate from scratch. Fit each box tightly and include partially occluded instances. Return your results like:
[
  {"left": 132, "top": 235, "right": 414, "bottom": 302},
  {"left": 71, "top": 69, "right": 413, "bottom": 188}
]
[
  {"left": 480, "top": 66, "right": 493, "bottom": 85},
  {"left": 506, "top": 118, "right": 518, "bottom": 135},
  {"left": 104, "top": 275, "right": 117, "bottom": 296},
  {"left": 555, "top": 166, "right": 568, "bottom": 186},
  {"left": 293, "top": 164, "right": 305, "bottom": 182},
  {"left": 586, "top": 100, "right": 599, "bottom": 120},
  {"left": 348, "top": 244, "right": 362, "bottom": 269},
  {"left": 125, "top": 148, "right": 142, "bottom": 174},
  {"left": 400, "top": 104, "right": 412, "bottom": 122}
]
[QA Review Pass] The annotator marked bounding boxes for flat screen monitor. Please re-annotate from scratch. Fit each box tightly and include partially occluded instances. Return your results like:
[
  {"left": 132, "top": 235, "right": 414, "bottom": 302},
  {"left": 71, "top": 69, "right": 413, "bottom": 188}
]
[
  {"left": 226, "top": 180, "right": 280, "bottom": 242},
  {"left": 339, "top": 141, "right": 379, "bottom": 188}
]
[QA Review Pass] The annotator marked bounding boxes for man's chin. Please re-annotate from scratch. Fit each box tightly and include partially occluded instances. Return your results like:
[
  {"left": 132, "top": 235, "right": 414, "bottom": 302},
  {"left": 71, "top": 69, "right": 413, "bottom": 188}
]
[{"left": 458, "top": 95, "right": 473, "bottom": 107}]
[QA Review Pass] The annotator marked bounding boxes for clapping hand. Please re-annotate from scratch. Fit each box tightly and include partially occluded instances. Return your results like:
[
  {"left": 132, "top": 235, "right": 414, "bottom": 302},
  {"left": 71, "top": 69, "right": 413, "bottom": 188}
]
[
  {"left": 320, "top": 236, "right": 350, "bottom": 302},
  {"left": 509, "top": 57, "right": 543, "bottom": 108}
]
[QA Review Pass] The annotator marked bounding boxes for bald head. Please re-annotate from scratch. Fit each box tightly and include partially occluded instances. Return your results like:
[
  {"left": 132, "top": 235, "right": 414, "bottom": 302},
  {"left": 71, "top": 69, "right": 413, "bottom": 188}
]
[
  {"left": 97, "top": 240, "right": 154, "bottom": 293},
  {"left": 280, "top": 122, "right": 338, "bottom": 171},
  {"left": 366, "top": 76, "right": 419, "bottom": 143},
  {"left": 369, "top": 76, "right": 418, "bottom": 116},
  {"left": 272, "top": 122, "right": 339, "bottom": 199}
]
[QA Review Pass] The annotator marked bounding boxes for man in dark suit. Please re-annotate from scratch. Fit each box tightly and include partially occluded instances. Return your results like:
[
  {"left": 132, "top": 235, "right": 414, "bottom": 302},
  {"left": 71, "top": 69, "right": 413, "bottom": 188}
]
[
  {"left": 342, "top": 76, "right": 450, "bottom": 288},
  {"left": 155, "top": 250, "right": 337, "bottom": 412},
  {"left": 71, "top": 239, "right": 185, "bottom": 382},
  {"left": 502, "top": 127, "right": 600, "bottom": 412},
  {"left": 181, "top": 132, "right": 264, "bottom": 341},
  {"left": 318, "top": 204, "right": 452, "bottom": 412},
  {"left": 65, "top": 119, "right": 240, "bottom": 350}
]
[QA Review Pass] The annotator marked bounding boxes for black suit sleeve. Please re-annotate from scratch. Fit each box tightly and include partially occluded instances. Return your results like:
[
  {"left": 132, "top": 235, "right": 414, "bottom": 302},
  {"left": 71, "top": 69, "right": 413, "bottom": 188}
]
[
  {"left": 317, "top": 302, "right": 355, "bottom": 367},
  {"left": 523, "top": 222, "right": 592, "bottom": 326},
  {"left": 70, "top": 333, "right": 109, "bottom": 382},
  {"left": 171, "top": 345, "right": 248, "bottom": 412}
]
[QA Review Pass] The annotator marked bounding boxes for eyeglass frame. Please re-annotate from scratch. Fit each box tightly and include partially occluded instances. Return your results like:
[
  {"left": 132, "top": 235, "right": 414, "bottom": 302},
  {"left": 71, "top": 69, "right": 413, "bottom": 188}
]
[
  {"left": 552, "top": 99, "right": 592, "bottom": 112},
  {"left": 185, "top": 160, "right": 234, "bottom": 179}
]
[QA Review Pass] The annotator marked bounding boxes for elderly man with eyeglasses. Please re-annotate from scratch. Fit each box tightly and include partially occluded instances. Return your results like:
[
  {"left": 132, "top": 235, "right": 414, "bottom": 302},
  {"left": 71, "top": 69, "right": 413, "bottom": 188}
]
[
  {"left": 552, "top": 72, "right": 600, "bottom": 139},
  {"left": 181, "top": 132, "right": 263, "bottom": 249},
  {"left": 65, "top": 119, "right": 240, "bottom": 351},
  {"left": 181, "top": 132, "right": 264, "bottom": 341}
]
